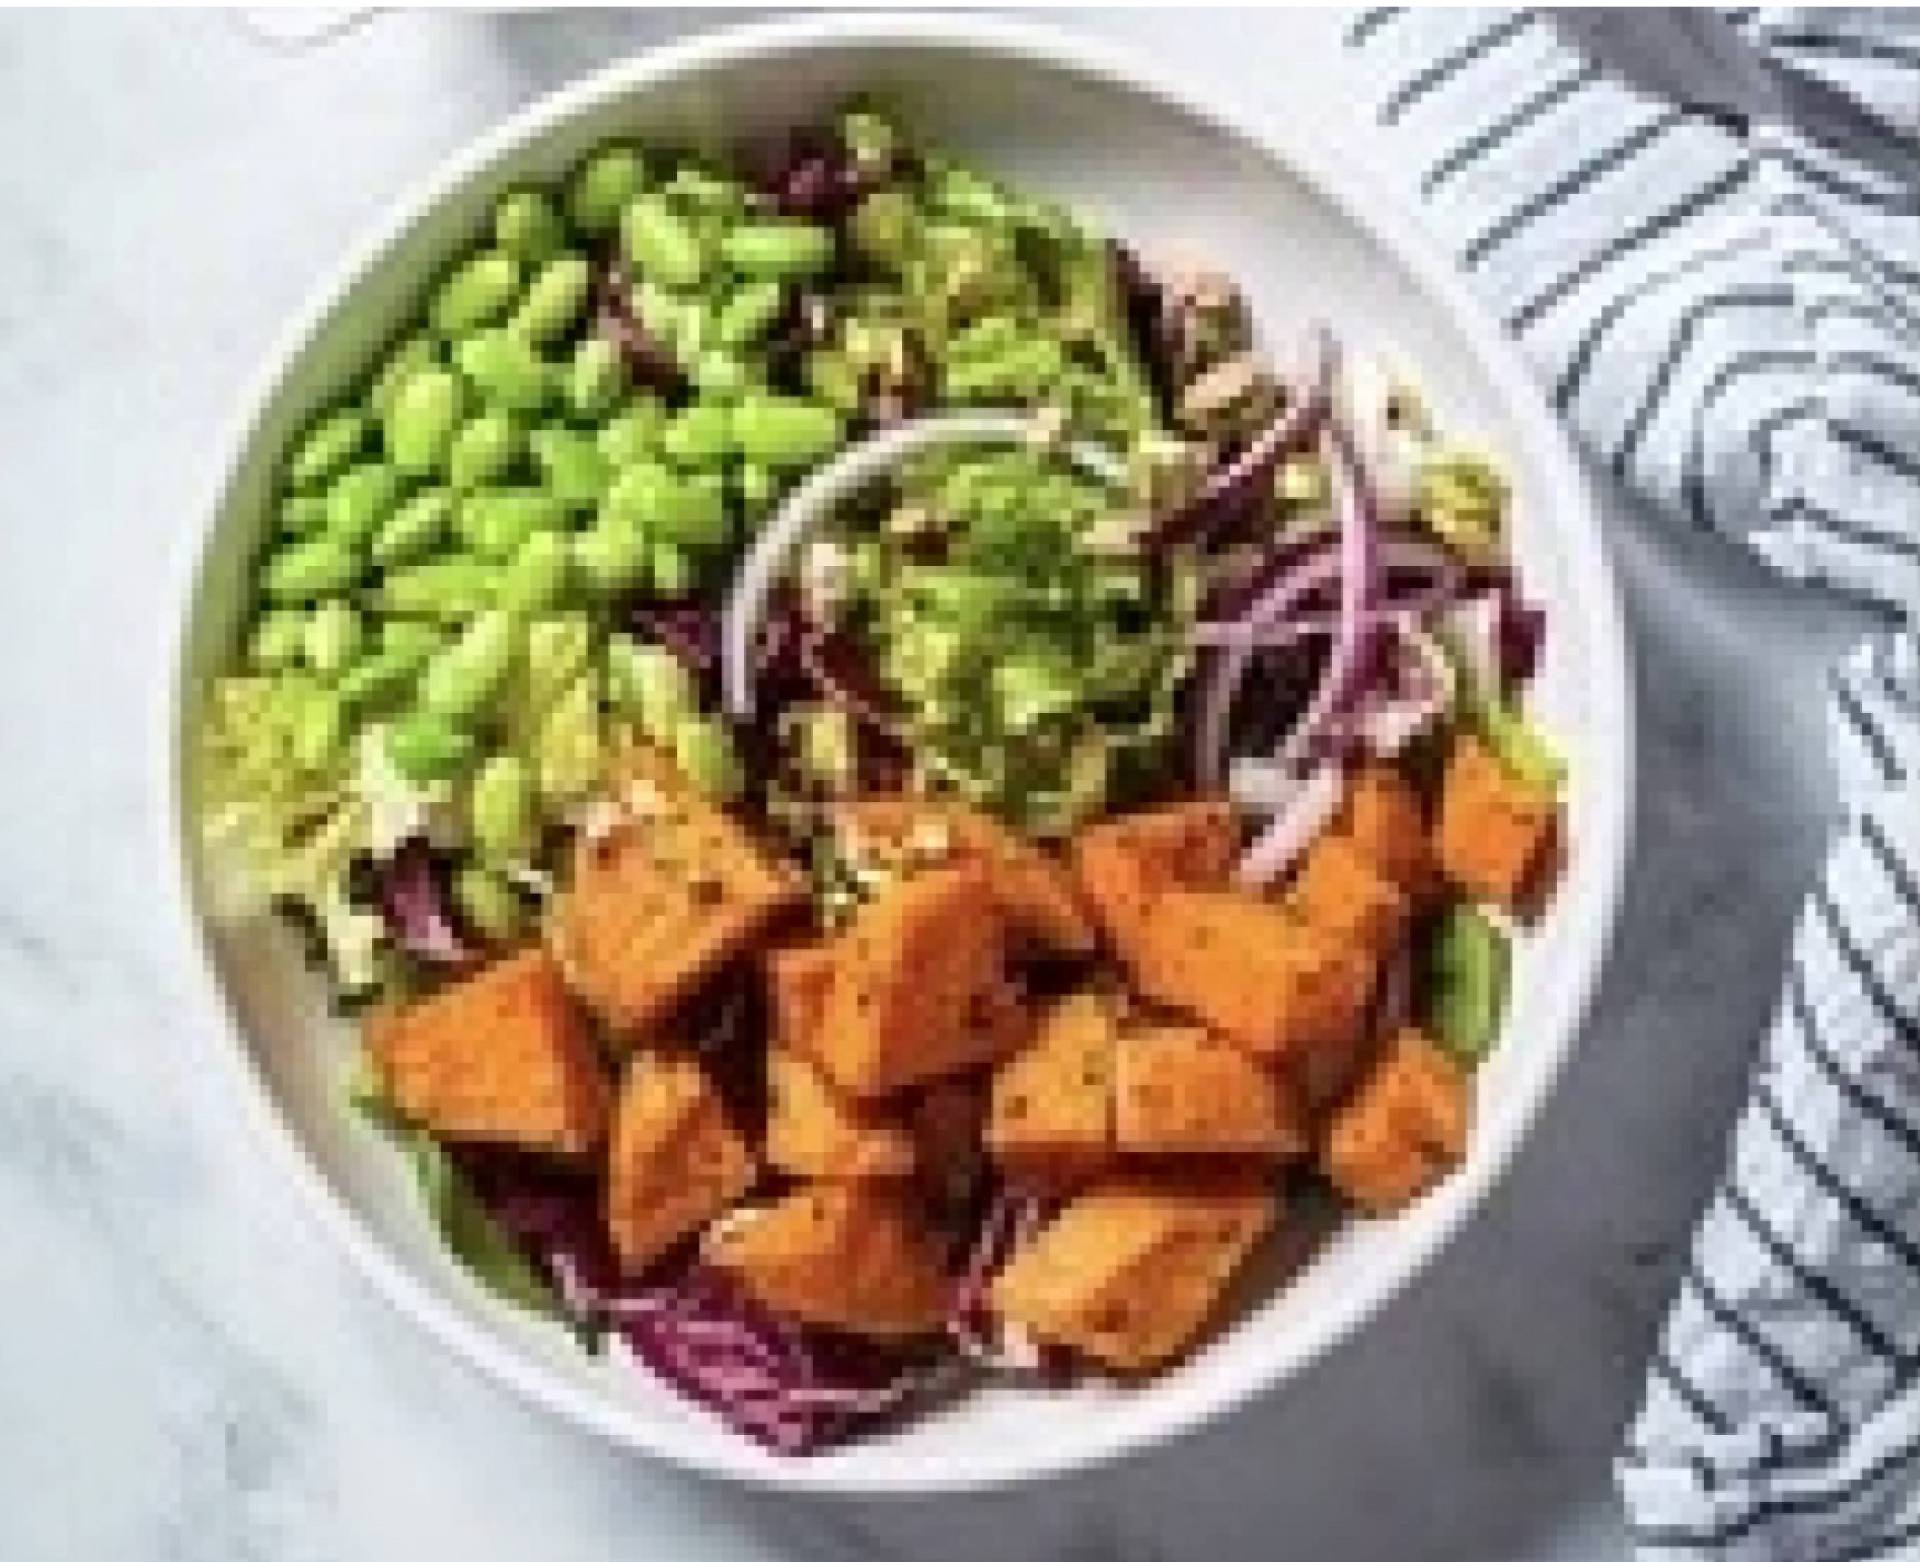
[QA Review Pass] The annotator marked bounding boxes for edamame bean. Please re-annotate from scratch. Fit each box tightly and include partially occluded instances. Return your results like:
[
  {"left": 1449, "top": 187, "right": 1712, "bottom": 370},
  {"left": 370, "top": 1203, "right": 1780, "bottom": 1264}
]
[
  {"left": 263, "top": 536, "right": 358, "bottom": 602},
  {"left": 385, "top": 367, "right": 463, "bottom": 476},
  {"left": 596, "top": 401, "right": 666, "bottom": 467},
  {"left": 690, "top": 351, "right": 747, "bottom": 401},
  {"left": 659, "top": 403, "right": 731, "bottom": 468},
  {"left": 247, "top": 610, "right": 310, "bottom": 672},
  {"left": 714, "top": 280, "right": 786, "bottom": 348},
  {"left": 456, "top": 329, "right": 552, "bottom": 413},
  {"left": 494, "top": 189, "right": 567, "bottom": 266},
  {"left": 288, "top": 408, "right": 370, "bottom": 491},
  {"left": 606, "top": 635, "right": 695, "bottom": 740},
  {"left": 431, "top": 251, "right": 521, "bottom": 337},
  {"left": 848, "top": 188, "right": 918, "bottom": 272},
  {"left": 572, "top": 519, "right": 649, "bottom": 594},
  {"left": 600, "top": 461, "right": 725, "bottom": 546},
  {"left": 567, "top": 145, "right": 646, "bottom": 238},
  {"left": 447, "top": 410, "right": 522, "bottom": 492},
  {"left": 279, "top": 494, "right": 330, "bottom": 535},
  {"left": 458, "top": 489, "right": 563, "bottom": 561},
  {"left": 371, "top": 487, "right": 454, "bottom": 567},
  {"left": 325, "top": 462, "right": 404, "bottom": 542},
  {"left": 650, "top": 541, "right": 697, "bottom": 596},
  {"left": 510, "top": 254, "right": 590, "bottom": 343},
  {"left": 722, "top": 220, "right": 833, "bottom": 279},
  {"left": 377, "top": 558, "right": 496, "bottom": 620},
  {"left": 529, "top": 426, "right": 608, "bottom": 509},
  {"left": 370, "top": 335, "right": 441, "bottom": 418},
  {"left": 734, "top": 461, "right": 778, "bottom": 522},
  {"left": 468, "top": 754, "right": 534, "bottom": 862},
  {"left": 337, "top": 644, "right": 422, "bottom": 711},
  {"left": 564, "top": 336, "right": 625, "bottom": 422},
  {"left": 386, "top": 711, "right": 476, "bottom": 782},
  {"left": 498, "top": 529, "right": 571, "bottom": 615},
  {"left": 421, "top": 608, "right": 518, "bottom": 719},
  {"left": 291, "top": 687, "right": 347, "bottom": 771},
  {"left": 378, "top": 619, "right": 444, "bottom": 667},
  {"left": 730, "top": 395, "right": 843, "bottom": 469},
  {"left": 454, "top": 864, "right": 524, "bottom": 943},
  {"left": 303, "top": 599, "right": 363, "bottom": 677},
  {"left": 620, "top": 194, "right": 707, "bottom": 290}
]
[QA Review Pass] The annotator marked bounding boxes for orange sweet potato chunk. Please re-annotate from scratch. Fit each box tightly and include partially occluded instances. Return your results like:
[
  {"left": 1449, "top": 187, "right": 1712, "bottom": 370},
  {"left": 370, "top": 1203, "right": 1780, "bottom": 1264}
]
[
  {"left": 1113, "top": 1023, "right": 1308, "bottom": 1157},
  {"left": 704, "top": 1182, "right": 950, "bottom": 1338},
  {"left": 832, "top": 796, "right": 1096, "bottom": 955},
  {"left": 1070, "top": 799, "right": 1238, "bottom": 964},
  {"left": 1287, "top": 834, "right": 1410, "bottom": 957},
  {"left": 1340, "top": 763, "right": 1437, "bottom": 899},
  {"left": 814, "top": 866, "right": 1017, "bottom": 1098},
  {"left": 549, "top": 749, "right": 803, "bottom": 1036},
  {"left": 764, "top": 1048, "right": 916, "bottom": 1180},
  {"left": 1133, "top": 890, "right": 1377, "bottom": 1062},
  {"left": 369, "top": 949, "right": 609, "bottom": 1155},
  {"left": 1323, "top": 1028, "right": 1470, "bottom": 1214},
  {"left": 990, "top": 1172, "right": 1275, "bottom": 1371},
  {"left": 986, "top": 992, "right": 1119, "bottom": 1171},
  {"left": 606, "top": 1050, "right": 756, "bottom": 1271},
  {"left": 1436, "top": 737, "right": 1559, "bottom": 909}
]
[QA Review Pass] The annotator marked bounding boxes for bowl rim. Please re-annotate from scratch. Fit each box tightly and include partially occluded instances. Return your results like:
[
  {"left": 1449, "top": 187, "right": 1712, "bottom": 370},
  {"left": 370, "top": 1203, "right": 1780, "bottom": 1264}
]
[{"left": 159, "top": 9, "right": 1634, "bottom": 1496}]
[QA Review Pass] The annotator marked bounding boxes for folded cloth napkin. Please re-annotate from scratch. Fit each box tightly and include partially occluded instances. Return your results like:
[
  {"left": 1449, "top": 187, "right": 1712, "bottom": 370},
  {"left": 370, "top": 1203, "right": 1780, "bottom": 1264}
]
[{"left": 1347, "top": 9, "right": 1920, "bottom": 1559}]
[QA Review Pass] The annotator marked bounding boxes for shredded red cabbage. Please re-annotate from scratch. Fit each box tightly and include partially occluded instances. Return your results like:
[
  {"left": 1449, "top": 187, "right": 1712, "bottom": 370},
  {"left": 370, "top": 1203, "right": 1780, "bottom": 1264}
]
[
  {"left": 451, "top": 1144, "right": 944, "bottom": 1454},
  {"left": 374, "top": 838, "right": 479, "bottom": 968}
]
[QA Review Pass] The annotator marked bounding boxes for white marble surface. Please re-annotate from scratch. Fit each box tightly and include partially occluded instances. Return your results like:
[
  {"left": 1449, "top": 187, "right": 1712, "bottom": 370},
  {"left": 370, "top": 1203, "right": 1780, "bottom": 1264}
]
[{"left": 0, "top": 9, "right": 1885, "bottom": 1561}]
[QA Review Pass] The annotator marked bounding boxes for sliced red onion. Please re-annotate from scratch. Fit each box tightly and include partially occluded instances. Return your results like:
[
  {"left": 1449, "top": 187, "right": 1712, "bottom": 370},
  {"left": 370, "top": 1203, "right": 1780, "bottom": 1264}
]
[
  {"left": 1440, "top": 591, "right": 1503, "bottom": 696},
  {"left": 949, "top": 1189, "right": 1055, "bottom": 1371},
  {"left": 721, "top": 413, "right": 1125, "bottom": 722},
  {"left": 1236, "top": 760, "right": 1345, "bottom": 886},
  {"left": 1193, "top": 536, "right": 1463, "bottom": 651},
  {"left": 1346, "top": 623, "right": 1455, "bottom": 757}
]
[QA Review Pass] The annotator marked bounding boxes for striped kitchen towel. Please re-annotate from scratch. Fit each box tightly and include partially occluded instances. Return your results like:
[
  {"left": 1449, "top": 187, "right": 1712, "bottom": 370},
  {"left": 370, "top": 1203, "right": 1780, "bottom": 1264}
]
[{"left": 1347, "top": 9, "right": 1920, "bottom": 1559}]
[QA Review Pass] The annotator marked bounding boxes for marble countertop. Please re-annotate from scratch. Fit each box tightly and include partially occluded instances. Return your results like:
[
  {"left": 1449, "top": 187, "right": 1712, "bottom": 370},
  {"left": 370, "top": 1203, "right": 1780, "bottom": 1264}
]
[{"left": 0, "top": 10, "right": 1881, "bottom": 1561}]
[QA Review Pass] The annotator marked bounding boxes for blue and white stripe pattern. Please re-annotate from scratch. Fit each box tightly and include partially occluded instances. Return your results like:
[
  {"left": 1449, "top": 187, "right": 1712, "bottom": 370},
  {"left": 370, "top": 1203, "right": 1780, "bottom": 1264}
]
[{"left": 1348, "top": 10, "right": 1920, "bottom": 1558}]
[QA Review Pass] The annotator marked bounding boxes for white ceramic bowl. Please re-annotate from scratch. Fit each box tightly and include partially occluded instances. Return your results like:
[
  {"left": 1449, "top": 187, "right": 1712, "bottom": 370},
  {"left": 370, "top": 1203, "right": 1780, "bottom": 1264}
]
[{"left": 165, "top": 13, "right": 1632, "bottom": 1494}]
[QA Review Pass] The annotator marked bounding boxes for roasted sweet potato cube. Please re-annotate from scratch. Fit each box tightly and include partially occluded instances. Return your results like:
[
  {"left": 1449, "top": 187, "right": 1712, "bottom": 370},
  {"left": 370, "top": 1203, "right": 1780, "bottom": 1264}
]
[
  {"left": 833, "top": 797, "right": 1096, "bottom": 955},
  {"left": 1113, "top": 1024, "right": 1307, "bottom": 1157},
  {"left": 815, "top": 866, "right": 1014, "bottom": 1098},
  {"left": 704, "top": 1182, "right": 950, "bottom": 1337},
  {"left": 1324, "top": 1028, "right": 1470, "bottom": 1214},
  {"left": 1287, "top": 834, "right": 1410, "bottom": 956},
  {"left": 1071, "top": 799, "right": 1237, "bottom": 963},
  {"left": 1134, "top": 890, "right": 1376, "bottom": 1061},
  {"left": 606, "top": 1050, "right": 755, "bottom": 1271},
  {"left": 765, "top": 1048, "right": 916, "bottom": 1179},
  {"left": 550, "top": 749, "right": 803, "bottom": 1035},
  {"left": 1340, "top": 763, "right": 1437, "bottom": 899},
  {"left": 369, "top": 949, "right": 609, "bottom": 1155},
  {"left": 990, "top": 1172, "right": 1274, "bottom": 1371},
  {"left": 987, "top": 993, "right": 1119, "bottom": 1170},
  {"left": 1437, "top": 737, "right": 1559, "bottom": 909},
  {"left": 767, "top": 942, "right": 837, "bottom": 1053}
]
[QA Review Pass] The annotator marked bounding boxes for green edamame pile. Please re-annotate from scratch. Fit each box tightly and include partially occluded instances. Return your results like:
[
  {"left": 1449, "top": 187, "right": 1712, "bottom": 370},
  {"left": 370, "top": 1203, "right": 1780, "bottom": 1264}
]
[{"left": 198, "top": 104, "right": 1168, "bottom": 998}]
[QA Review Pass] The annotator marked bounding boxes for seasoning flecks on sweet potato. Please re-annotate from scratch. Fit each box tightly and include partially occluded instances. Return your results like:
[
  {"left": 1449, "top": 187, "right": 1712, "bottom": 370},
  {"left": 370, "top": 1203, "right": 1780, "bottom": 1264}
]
[
  {"left": 1070, "top": 799, "right": 1238, "bottom": 964},
  {"left": 764, "top": 1047, "right": 917, "bottom": 1180},
  {"left": 1339, "top": 763, "right": 1437, "bottom": 900},
  {"left": 368, "top": 948, "right": 610, "bottom": 1155},
  {"left": 1133, "top": 890, "right": 1376, "bottom": 1062},
  {"left": 1436, "top": 736, "right": 1559, "bottom": 910},
  {"left": 1286, "top": 833, "right": 1410, "bottom": 958},
  {"left": 1323, "top": 1027, "right": 1470, "bottom": 1214},
  {"left": 986, "top": 992, "right": 1120, "bottom": 1173},
  {"left": 606, "top": 1049, "right": 756, "bottom": 1272},
  {"left": 1113, "top": 1022, "right": 1308, "bottom": 1157},
  {"left": 833, "top": 796, "right": 1096, "bottom": 955},
  {"left": 814, "top": 865, "right": 1018, "bottom": 1098},
  {"left": 990, "top": 1172, "right": 1275, "bottom": 1371},
  {"left": 703, "top": 1181, "right": 951, "bottom": 1338},
  {"left": 549, "top": 748, "right": 803, "bottom": 1036}
]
